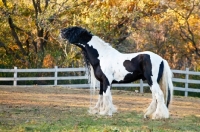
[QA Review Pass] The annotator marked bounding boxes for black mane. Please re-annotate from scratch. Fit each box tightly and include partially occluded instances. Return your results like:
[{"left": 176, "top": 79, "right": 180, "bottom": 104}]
[{"left": 60, "top": 26, "right": 93, "bottom": 44}]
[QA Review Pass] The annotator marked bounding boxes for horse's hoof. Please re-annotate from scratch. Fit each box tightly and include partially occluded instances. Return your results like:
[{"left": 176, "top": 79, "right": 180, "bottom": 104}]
[
  {"left": 99, "top": 111, "right": 107, "bottom": 115},
  {"left": 88, "top": 107, "right": 98, "bottom": 115},
  {"left": 152, "top": 112, "right": 169, "bottom": 119}
]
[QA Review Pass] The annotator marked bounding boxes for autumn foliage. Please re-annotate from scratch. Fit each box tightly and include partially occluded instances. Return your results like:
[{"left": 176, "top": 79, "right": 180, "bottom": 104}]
[{"left": 0, "top": 0, "right": 199, "bottom": 70}]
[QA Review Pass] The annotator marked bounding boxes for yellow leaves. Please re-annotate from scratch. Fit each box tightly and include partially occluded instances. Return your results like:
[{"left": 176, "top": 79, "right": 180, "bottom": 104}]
[
  {"left": 104, "top": 0, "right": 119, "bottom": 6},
  {"left": 0, "top": 1, "right": 4, "bottom": 7},
  {"left": 188, "top": 14, "right": 200, "bottom": 27},
  {"left": 179, "top": 18, "right": 186, "bottom": 25},
  {"left": 185, "top": 42, "right": 194, "bottom": 53},
  {"left": 127, "top": 1, "right": 136, "bottom": 12},
  {"left": 144, "top": 17, "right": 151, "bottom": 23},
  {"left": 137, "top": 0, "right": 145, "bottom": 11},
  {"left": 136, "top": 0, "right": 159, "bottom": 12},
  {"left": 5, "top": 1, "right": 14, "bottom": 8},
  {"left": 84, "top": 17, "right": 90, "bottom": 24}
]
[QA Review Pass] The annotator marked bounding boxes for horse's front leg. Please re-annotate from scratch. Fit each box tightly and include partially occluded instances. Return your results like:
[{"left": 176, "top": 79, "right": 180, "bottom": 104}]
[{"left": 99, "top": 78, "right": 117, "bottom": 116}]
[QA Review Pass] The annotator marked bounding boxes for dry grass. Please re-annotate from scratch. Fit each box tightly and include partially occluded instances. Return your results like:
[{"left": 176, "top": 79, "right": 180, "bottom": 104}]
[{"left": 0, "top": 86, "right": 200, "bottom": 131}]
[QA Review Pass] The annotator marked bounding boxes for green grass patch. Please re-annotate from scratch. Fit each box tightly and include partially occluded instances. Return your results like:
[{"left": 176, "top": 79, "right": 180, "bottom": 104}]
[{"left": 0, "top": 107, "right": 200, "bottom": 132}]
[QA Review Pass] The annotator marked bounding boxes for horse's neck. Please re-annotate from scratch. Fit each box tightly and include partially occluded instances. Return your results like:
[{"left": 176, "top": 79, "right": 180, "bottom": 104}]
[
  {"left": 84, "top": 36, "right": 120, "bottom": 67},
  {"left": 88, "top": 36, "right": 110, "bottom": 48},
  {"left": 88, "top": 36, "right": 119, "bottom": 54}
]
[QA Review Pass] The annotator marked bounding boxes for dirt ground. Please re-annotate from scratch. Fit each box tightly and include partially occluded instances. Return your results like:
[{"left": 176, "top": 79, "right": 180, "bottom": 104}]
[{"left": 0, "top": 86, "right": 200, "bottom": 118}]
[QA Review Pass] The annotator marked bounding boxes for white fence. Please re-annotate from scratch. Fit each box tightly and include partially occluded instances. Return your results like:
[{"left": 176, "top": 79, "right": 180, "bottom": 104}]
[{"left": 0, "top": 66, "right": 200, "bottom": 97}]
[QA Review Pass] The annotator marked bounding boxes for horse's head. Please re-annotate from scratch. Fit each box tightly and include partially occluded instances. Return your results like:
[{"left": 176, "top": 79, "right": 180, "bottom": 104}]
[{"left": 60, "top": 26, "right": 93, "bottom": 47}]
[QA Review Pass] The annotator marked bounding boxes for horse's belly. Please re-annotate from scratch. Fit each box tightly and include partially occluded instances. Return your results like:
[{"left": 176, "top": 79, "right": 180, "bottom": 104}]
[
  {"left": 113, "top": 67, "right": 130, "bottom": 82},
  {"left": 99, "top": 54, "right": 137, "bottom": 82}
]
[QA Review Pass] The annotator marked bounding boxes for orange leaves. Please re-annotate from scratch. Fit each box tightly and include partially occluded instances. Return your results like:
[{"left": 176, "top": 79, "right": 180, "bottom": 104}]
[
  {"left": 0, "top": 0, "right": 200, "bottom": 69},
  {"left": 176, "top": 0, "right": 185, "bottom": 3},
  {"left": 127, "top": 1, "right": 136, "bottom": 12},
  {"left": 43, "top": 54, "right": 55, "bottom": 68}
]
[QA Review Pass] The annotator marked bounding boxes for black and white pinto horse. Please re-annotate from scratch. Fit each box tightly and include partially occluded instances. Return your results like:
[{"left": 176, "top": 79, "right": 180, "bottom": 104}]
[{"left": 60, "top": 26, "right": 173, "bottom": 119}]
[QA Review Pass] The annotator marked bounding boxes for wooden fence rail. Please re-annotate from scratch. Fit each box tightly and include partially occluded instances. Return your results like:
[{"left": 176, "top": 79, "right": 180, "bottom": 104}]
[{"left": 0, "top": 66, "right": 200, "bottom": 97}]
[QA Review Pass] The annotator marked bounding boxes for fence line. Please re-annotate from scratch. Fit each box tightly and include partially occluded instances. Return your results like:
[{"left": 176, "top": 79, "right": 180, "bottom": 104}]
[{"left": 0, "top": 66, "right": 200, "bottom": 97}]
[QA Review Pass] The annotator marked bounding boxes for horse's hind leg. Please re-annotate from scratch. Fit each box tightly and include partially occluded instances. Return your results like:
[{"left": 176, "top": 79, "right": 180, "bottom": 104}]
[
  {"left": 143, "top": 69, "right": 168, "bottom": 119},
  {"left": 151, "top": 83, "right": 169, "bottom": 119},
  {"left": 142, "top": 57, "right": 169, "bottom": 119},
  {"left": 143, "top": 66, "right": 157, "bottom": 118},
  {"left": 144, "top": 93, "right": 157, "bottom": 118}
]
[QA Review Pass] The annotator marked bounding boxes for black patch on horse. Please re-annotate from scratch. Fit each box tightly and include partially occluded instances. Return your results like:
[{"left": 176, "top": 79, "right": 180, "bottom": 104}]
[
  {"left": 120, "top": 54, "right": 153, "bottom": 85},
  {"left": 84, "top": 45, "right": 99, "bottom": 66},
  {"left": 157, "top": 61, "right": 164, "bottom": 83}
]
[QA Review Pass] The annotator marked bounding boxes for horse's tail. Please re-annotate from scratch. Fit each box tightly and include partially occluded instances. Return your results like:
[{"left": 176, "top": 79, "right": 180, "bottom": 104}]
[{"left": 159, "top": 60, "right": 173, "bottom": 108}]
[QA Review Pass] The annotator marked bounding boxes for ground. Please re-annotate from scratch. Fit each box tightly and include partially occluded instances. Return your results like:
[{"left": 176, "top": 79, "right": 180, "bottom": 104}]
[{"left": 0, "top": 86, "right": 200, "bottom": 131}]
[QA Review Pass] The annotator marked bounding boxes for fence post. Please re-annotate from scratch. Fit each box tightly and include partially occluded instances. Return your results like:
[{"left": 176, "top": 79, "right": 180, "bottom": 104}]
[
  {"left": 54, "top": 66, "right": 58, "bottom": 86},
  {"left": 140, "top": 79, "right": 143, "bottom": 93},
  {"left": 13, "top": 67, "right": 17, "bottom": 86},
  {"left": 185, "top": 68, "right": 189, "bottom": 97}
]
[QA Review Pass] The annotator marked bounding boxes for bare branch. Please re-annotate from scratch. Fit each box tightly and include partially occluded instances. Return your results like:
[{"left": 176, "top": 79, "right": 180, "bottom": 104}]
[
  {"left": 8, "top": 16, "right": 26, "bottom": 55},
  {"left": 32, "top": 0, "right": 38, "bottom": 19},
  {"left": 37, "top": 0, "right": 42, "bottom": 13},
  {"left": 186, "top": 0, "right": 195, "bottom": 19},
  {"left": 45, "top": 0, "right": 50, "bottom": 10},
  {"left": 2, "top": 0, "right": 7, "bottom": 7}
]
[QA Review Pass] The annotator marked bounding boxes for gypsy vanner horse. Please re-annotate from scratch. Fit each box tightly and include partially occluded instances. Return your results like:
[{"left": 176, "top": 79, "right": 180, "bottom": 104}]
[{"left": 60, "top": 26, "right": 173, "bottom": 119}]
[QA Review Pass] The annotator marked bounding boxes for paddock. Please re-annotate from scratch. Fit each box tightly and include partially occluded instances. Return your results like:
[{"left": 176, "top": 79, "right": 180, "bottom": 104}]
[{"left": 0, "top": 86, "right": 200, "bottom": 131}]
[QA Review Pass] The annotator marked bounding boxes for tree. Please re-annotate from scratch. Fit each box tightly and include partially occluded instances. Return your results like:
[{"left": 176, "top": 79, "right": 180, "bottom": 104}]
[
  {"left": 0, "top": 0, "right": 77, "bottom": 68},
  {"left": 0, "top": 0, "right": 199, "bottom": 70}
]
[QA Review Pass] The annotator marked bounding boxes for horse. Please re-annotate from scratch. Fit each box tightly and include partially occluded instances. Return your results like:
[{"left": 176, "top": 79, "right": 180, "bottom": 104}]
[{"left": 60, "top": 26, "right": 173, "bottom": 119}]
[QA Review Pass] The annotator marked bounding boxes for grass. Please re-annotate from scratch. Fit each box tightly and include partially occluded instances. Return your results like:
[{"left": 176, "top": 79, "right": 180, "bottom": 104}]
[
  {"left": 0, "top": 86, "right": 200, "bottom": 131},
  {"left": 0, "top": 106, "right": 200, "bottom": 132}
]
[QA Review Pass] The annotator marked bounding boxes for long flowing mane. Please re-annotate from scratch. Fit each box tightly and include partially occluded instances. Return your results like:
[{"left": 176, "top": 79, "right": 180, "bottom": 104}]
[{"left": 82, "top": 49, "right": 97, "bottom": 108}]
